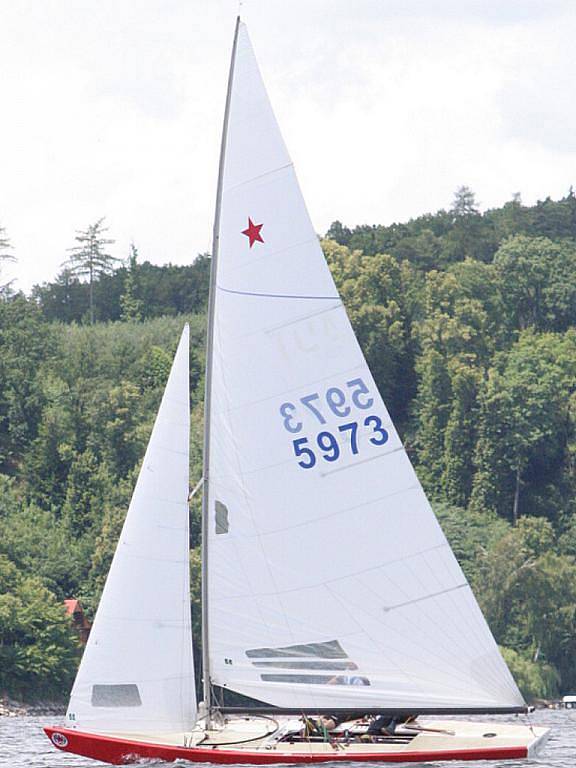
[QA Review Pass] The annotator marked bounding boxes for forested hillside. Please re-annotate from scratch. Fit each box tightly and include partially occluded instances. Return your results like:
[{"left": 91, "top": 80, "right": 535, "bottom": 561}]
[{"left": 1, "top": 187, "right": 576, "bottom": 702}]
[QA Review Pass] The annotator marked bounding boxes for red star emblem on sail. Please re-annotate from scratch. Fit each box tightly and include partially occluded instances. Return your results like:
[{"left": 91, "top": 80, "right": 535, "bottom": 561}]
[{"left": 242, "top": 218, "right": 264, "bottom": 248}]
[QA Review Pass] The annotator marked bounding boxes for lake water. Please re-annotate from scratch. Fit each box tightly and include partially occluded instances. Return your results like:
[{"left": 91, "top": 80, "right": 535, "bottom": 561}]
[{"left": 0, "top": 710, "right": 573, "bottom": 768}]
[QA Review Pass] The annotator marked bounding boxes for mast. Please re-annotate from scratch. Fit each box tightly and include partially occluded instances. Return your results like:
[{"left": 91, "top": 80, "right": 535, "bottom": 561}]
[{"left": 201, "top": 16, "right": 241, "bottom": 718}]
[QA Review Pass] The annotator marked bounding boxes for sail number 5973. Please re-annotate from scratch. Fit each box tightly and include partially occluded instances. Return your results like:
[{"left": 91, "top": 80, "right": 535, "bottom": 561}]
[
  {"left": 280, "top": 378, "right": 373, "bottom": 434},
  {"left": 292, "top": 415, "right": 388, "bottom": 469},
  {"left": 279, "top": 379, "right": 388, "bottom": 469}
]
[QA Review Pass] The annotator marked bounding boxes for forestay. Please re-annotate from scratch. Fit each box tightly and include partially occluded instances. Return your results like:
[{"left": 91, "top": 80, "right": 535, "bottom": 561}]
[
  {"left": 66, "top": 326, "right": 196, "bottom": 734},
  {"left": 204, "top": 21, "right": 525, "bottom": 713}
]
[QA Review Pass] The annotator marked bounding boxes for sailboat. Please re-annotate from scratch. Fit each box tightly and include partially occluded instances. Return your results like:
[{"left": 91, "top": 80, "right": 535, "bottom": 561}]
[{"left": 45, "top": 17, "right": 549, "bottom": 764}]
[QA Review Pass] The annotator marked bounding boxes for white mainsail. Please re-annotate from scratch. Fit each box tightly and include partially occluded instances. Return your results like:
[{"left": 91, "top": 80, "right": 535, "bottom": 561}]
[
  {"left": 66, "top": 325, "right": 196, "bottom": 734},
  {"left": 204, "top": 21, "right": 524, "bottom": 712}
]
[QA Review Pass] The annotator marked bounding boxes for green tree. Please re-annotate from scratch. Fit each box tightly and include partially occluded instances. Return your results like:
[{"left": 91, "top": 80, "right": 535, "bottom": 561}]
[
  {"left": 393, "top": 228, "right": 443, "bottom": 271},
  {"left": 120, "top": 244, "right": 144, "bottom": 321},
  {"left": 442, "top": 362, "right": 481, "bottom": 506},
  {"left": 24, "top": 374, "right": 77, "bottom": 508},
  {"left": 0, "top": 554, "right": 78, "bottom": 697},
  {"left": 63, "top": 218, "right": 117, "bottom": 323},
  {"left": 0, "top": 296, "right": 51, "bottom": 470},
  {"left": 413, "top": 270, "right": 494, "bottom": 495},
  {"left": 31, "top": 269, "right": 88, "bottom": 323},
  {"left": 414, "top": 348, "right": 451, "bottom": 493},
  {"left": 452, "top": 186, "right": 479, "bottom": 217},
  {"left": 477, "top": 518, "right": 576, "bottom": 692},
  {"left": 0, "top": 476, "right": 76, "bottom": 598},
  {"left": 500, "top": 647, "right": 559, "bottom": 700},
  {"left": 442, "top": 187, "right": 497, "bottom": 264},
  {"left": 494, "top": 235, "right": 576, "bottom": 331},
  {"left": 435, "top": 501, "right": 509, "bottom": 587},
  {"left": 0, "top": 222, "right": 16, "bottom": 291},
  {"left": 470, "top": 332, "right": 576, "bottom": 522},
  {"left": 98, "top": 381, "right": 146, "bottom": 476}
]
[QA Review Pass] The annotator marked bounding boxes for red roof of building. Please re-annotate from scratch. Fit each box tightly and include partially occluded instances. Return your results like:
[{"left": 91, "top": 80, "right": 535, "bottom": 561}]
[{"left": 64, "top": 598, "right": 81, "bottom": 615}]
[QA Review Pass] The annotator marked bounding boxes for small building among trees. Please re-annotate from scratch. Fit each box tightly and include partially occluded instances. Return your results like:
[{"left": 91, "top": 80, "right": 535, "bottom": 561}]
[{"left": 64, "top": 599, "right": 91, "bottom": 644}]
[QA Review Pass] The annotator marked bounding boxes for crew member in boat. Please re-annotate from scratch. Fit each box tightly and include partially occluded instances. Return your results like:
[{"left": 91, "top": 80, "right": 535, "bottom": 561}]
[
  {"left": 366, "top": 714, "right": 414, "bottom": 736},
  {"left": 301, "top": 714, "right": 341, "bottom": 738},
  {"left": 367, "top": 715, "right": 399, "bottom": 736}
]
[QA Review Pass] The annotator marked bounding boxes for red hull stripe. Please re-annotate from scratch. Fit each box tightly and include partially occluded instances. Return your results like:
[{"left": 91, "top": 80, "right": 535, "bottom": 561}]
[{"left": 44, "top": 727, "right": 529, "bottom": 765}]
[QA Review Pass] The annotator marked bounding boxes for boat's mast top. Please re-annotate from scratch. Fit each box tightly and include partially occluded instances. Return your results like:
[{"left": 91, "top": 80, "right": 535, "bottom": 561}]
[{"left": 201, "top": 15, "right": 241, "bottom": 719}]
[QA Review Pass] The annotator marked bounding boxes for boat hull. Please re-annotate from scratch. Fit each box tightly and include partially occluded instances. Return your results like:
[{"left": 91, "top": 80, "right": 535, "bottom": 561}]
[{"left": 44, "top": 723, "right": 549, "bottom": 765}]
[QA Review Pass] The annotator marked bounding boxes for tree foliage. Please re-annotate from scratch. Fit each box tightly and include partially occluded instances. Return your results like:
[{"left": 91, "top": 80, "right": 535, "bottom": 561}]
[
  {"left": 3, "top": 188, "right": 576, "bottom": 701},
  {"left": 120, "top": 244, "right": 144, "bottom": 321},
  {"left": 0, "top": 221, "right": 16, "bottom": 292}
]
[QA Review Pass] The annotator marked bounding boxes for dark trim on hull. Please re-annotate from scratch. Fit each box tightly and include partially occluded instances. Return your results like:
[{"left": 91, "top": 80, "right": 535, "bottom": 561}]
[
  {"left": 44, "top": 727, "right": 530, "bottom": 766},
  {"left": 218, "top": 705, "right": 528, "bottom": 716}
]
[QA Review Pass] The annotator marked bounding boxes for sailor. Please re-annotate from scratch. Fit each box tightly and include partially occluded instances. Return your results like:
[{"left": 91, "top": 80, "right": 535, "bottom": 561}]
[
  {"left": 367, "top": 714, "right": 414, "bottom": 736},
  {"left": 301, "top": 714, "right": 340, "bottom": 739},
  {"left": 319, "top": 715, "right": 338, "bottom": 732}
]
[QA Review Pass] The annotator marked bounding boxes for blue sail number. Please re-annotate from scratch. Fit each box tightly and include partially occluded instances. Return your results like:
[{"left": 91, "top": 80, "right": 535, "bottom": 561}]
[
  {"left": 291, "top": 415, "right": 388, "bottom": 469},
  {"left": 280, "top": 378, "right": 374, "bottom": 431}
]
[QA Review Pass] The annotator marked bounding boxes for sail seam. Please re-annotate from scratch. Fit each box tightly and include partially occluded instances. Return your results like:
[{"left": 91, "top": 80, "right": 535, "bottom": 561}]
[
  {"left": 217, "top": 285, "right": 341, "bottom": 301},
  {"left": 222, "top": 162, "right": 294, "bottom": 194},
  {"left": 153, "top": 446, "right": 188, "bottom": 456},
  {"left": 213, "top": 542, "right": 450, "bottom": 600},
  {"left": 210, "top": 362, "right": 367, "bottom": 417},
  {"left": 320, "top": 445, "right": 405, "bottom": 476},
  {"left": 264, "top": 302, "right": 343, "bottom": 333},
  {"left": 155, "top": 525, "right": 188, "bottom": 531},
  {"left": 213, "top": 300, "right": 344, "bottom": 346},
  {"left": 223, "top": 235, "right": 320, "bottom": 276},
  {"left": 208, "top": 433, "right": 398, "bottom": 479},
  {"left": 212, "top": 484, "right": 422, "bottom": 538},
  {"left": 119, "top": 553, "right": 189, "bottom": 564},
  {"left": 129, "top": 497, "right": 187, "bottom": 507}
]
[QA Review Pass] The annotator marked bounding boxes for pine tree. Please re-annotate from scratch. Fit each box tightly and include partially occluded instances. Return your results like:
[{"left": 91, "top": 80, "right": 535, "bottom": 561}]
[
  {"left": 451, "top": 186, "right": 479, "bottom": 217},
  {"left": 0, "top": 222, "right": 16, "bottom": 292},
  {"left": 120, "top": 243, "right": 144, "bottom": 321},
  {"left": 62, "top": 218, "right": 118, "bottom": 323},
  {"left": 442, "top": 187, "right": 497, "bottom": 263}
]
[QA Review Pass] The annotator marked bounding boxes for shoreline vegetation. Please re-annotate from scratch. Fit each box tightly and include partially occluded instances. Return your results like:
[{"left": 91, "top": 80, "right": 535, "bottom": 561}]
[{"left": 1, "top": 187, "right": 576, "bottom": 704}]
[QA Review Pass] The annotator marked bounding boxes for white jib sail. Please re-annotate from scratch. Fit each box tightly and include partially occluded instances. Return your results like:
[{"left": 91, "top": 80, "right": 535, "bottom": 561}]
[
  {"left": 66, "top": 325, "right": 196, "bottom": 734},
  {"left": 205, "top": 21, "right": 524, "bottom": 712}
]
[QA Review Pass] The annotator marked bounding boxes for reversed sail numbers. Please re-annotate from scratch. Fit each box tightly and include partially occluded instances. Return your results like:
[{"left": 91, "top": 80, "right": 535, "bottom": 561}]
[{"left": 279, "top": 378, "right": 389, "bottom": 469}]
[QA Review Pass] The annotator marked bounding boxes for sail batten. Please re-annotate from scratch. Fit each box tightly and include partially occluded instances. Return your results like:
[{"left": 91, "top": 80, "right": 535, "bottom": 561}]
[{"left": 206, "top": 21, "right": 524, "bottom": 713}]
